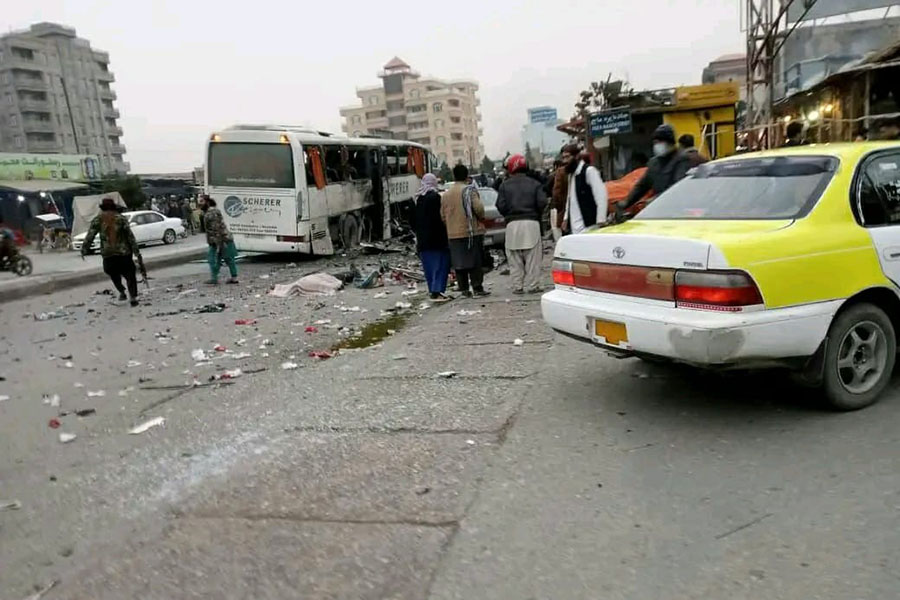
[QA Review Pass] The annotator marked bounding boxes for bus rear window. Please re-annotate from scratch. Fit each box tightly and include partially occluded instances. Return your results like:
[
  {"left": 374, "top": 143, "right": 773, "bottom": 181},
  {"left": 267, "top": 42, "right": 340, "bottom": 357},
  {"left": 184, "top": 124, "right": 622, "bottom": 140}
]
[
  {"left": 208, "top": 143, "right": 294, "bottom": 188},
  {"left": 636, "top": 156, "right": 838, "bottom": 220}
]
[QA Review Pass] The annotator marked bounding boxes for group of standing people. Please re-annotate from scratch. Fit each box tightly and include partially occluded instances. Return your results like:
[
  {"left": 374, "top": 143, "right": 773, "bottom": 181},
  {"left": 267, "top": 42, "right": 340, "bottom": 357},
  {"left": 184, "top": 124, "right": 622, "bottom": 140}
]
[
  {"left": 414, "top": 164, "right": 491, "bottom": 301},
  {"left": 81, "top": 195, "right": 239, "bottom": 306}
]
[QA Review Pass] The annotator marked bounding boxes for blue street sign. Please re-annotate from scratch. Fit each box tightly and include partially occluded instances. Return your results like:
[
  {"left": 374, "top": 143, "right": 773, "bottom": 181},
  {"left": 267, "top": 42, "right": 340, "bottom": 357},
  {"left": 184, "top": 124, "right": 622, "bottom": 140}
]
[{"left": 589, "top": 108, "right": 633, "bottom": 137}]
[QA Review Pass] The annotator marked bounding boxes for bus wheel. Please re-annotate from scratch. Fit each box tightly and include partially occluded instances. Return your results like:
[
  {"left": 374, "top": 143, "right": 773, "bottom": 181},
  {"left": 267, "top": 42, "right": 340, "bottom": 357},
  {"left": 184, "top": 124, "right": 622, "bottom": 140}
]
[{"left": 340, "top": 214, "right": 360, "bottom": 249}]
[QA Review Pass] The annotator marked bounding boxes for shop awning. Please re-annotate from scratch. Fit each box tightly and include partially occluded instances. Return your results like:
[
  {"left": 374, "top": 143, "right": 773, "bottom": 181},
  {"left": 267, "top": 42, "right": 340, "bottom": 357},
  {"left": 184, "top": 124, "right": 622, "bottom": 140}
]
[{"left": 0, "top": 179, "right": 89, "bottom": 193}]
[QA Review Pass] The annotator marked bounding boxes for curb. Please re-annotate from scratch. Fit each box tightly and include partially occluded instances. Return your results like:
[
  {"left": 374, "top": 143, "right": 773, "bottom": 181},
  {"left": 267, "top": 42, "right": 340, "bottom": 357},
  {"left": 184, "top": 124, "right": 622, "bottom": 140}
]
[{"left": 0, "top": 248, "right": 207, "bottom": 303}]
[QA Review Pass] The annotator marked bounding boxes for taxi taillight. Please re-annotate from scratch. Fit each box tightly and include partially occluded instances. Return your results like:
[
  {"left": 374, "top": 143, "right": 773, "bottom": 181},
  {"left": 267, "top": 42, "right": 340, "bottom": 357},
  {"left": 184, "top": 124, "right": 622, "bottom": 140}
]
[
  {"left": 552, "top": 260, "right": 574, "bottom": 286},
  {"left": 675, "top": 271, "right": 763, "bottom": 311}
]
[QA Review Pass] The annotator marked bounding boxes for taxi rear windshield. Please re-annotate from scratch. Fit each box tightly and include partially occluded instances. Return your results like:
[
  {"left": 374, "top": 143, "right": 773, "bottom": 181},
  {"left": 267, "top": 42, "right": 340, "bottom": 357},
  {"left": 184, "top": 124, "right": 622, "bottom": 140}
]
[{"left": 637, "top": 156, "right": 838, "bottom": 220}]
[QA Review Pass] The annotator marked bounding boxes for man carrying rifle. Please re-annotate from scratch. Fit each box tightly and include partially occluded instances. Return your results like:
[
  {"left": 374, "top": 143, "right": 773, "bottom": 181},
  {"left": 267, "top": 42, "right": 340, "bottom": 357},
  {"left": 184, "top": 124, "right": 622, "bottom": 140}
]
[
  {"left": 200, "top": 196, "right": 238, "bottom": 285},
  {"left": 82, "top": 197, "right": 143, "bottom": 306}
]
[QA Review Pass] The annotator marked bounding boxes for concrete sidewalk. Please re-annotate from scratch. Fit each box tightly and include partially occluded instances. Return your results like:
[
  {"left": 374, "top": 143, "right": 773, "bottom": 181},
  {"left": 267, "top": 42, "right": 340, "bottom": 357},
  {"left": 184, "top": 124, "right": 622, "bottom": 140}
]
[{"left": 0, "top": 237, "right": 207, "bottom": 302}]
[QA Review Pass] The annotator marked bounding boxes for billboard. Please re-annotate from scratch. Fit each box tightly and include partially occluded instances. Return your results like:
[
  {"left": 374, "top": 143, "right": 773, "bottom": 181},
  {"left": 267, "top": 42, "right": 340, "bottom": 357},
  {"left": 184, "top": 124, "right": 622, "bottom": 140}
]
[
  {"left": 528, "top": 107, "right": 558, "bottom": 124},
  {"left": 788, "top": 0, "right": 896, "bottom": 22},
  {"left": 589, "top": 108, "right": 633, "bottom": 137},
  {"left": 0, "top": 153, "right": 101, "bottom": 181}
]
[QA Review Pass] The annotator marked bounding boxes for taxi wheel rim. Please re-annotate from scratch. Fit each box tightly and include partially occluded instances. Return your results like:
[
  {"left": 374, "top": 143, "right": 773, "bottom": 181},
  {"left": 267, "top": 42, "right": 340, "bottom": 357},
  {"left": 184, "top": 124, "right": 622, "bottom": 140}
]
[
  {"left": 836, "top": 320, "right": 887, "bottom": 395},
  {"left": 164, "top": 230, "right": 175, "bottom": 243}
]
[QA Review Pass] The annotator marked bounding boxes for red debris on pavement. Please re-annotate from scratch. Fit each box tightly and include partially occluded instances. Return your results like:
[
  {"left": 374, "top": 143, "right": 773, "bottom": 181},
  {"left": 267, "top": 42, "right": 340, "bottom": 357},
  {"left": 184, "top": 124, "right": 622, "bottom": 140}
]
[
  {"left": 48, "top": 418, "right": 61, "bottom": 429},
  {"left": 308, "top": 350, "right": 335, "bottom": 360},
  {"left": 214, "top": 345, "right": 227, "bottom": 352},
  {"left": 305, "top": 326, "right": 318, "bottom": 333},
  {"left": 234, "top": 319, "right": 258, "bottom": 326}
]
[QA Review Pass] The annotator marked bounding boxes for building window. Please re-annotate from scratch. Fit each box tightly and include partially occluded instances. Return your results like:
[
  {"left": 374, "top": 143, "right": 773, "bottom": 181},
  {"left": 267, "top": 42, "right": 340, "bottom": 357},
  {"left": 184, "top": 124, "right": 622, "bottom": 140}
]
[
  {"left": 386, "top": 99, "right": 404, "bottom": 111},
  {"left": 9, "top": 115, "right": 17, "bottom": 127},
  {"left": 450, "top": 116, "right": 461, "bottom": 124},
  {"left": 436, "top": 136, "right": 446, "bottom": 147},
  {"left": 432, "top": 102, "right": 443, "bottom": 113},
  {"left": 352, "top": 115, "right": 362, "bottom": 124},
  {"left": 448, "top": 99, "right": 460, "bottom": 108},
  {"left": 451, "top": 133, "right": 463, "bottom": 141},
  {"left": 434, "top": 119, "right": 444, "bottom": 128},
  {"left": 14, "top": 135, "right": 23, "bottom": 148},
  {"left": 365, "top": 110, "right": 386, "bottom": 119},
  {"left": 407, "top": 104, "right": 426, "bottom": 113},
  {"left": 5, "top": 93, "right": 12, "bottom": 105},
  {"left": 409, "top": 89, "right": 420, "bottom": 99},
  {"left": 369, "top": 96, "right": 379, "bottom": 106}
]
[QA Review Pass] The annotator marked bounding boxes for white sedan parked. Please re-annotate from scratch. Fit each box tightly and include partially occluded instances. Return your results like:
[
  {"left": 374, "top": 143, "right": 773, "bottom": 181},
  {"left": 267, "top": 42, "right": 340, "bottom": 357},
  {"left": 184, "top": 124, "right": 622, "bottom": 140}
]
[{"left": 73, "top": 210, "right": 185, "bottom": 252}]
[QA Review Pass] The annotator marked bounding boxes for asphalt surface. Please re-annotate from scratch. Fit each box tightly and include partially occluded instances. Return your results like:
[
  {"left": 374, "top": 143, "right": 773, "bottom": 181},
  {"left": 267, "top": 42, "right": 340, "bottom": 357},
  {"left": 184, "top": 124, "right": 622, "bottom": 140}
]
[{"left": 1, "top": 247, "right": 898, "bottom": 599}]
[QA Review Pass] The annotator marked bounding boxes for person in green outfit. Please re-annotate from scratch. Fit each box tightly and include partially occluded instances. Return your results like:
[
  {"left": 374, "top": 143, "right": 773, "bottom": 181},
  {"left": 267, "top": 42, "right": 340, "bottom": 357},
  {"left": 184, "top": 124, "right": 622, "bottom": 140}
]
[{"left": 200, "top": 196, "right": 238, "bottom": 285}]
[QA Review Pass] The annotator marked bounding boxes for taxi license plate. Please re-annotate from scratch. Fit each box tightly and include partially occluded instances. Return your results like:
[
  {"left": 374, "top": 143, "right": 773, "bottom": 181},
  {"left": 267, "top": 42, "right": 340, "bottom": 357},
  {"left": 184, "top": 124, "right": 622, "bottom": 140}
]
[{"left": 594, "top": 319, "right": 628, "bottom": 346}]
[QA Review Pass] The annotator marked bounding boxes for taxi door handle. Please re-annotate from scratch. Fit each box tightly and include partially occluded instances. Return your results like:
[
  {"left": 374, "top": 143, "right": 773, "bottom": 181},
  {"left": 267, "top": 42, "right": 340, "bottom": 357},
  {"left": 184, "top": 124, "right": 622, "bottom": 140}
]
[{"left": 884, "top": 246, "right": 900, "bottom": 260}]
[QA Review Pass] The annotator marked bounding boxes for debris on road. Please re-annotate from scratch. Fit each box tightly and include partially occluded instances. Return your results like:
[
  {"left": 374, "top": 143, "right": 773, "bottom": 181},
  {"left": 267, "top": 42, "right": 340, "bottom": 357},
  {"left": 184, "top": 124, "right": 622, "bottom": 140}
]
[
  {"left": 58, "top": 433, "right": 76, "bottom": 443},
  {"left": 75, "top": 408, "right": 96, "bottom": 417},
  {"left": 513, "top": 338, "right": 525, "bottom": 347},
  {"left": 305, "top": 326, "right": 318, "bottom": 333},
  {"left": 437, "top": 371, "right": 458, "bottom": 378},
  {"left": 0, "top": 500, "right": 22, "bottom": 511},
  {"left": 63, "top": 361, "right": 74, "bottom": 369},
  {"left": 42, "top": 394, "right": 61, "bottom": 408},
  {"left": 211, "top": 368, "right": 243, "bottom": 381},
  {"left": 196, "top": 303, "right": 226, "bottom": 314},
  {"left": 395, "top": 301, "right": 412, "bottom": 310},
  {"left": 21, "top": 579, "right": 59, "bottom": 600},
  {"left": 269, "top": 273, "right": 344, "bottom": 297},
  {"left": 308, "top": 350, "right": 335, "bottom": 360},
  {"left": 230, "top": 352, "right": 252, "bottom": 360},
  {"left": 373, "top": 292, "right": 388, "bottom": 299},
  {"left": 234, "top": 319, "right": 257, "bottom": 325},
  {"left": 191, "top": 349, "right": 210, "bottom": 362},
  {"left": 392, "top": 354, "right": 408, "bottom": 361},
  {"left": 0, "top": 395, "right": 9, "bottom": 402},
  {"left": 87, "top": 390, "right": 106, "bottom": 398},
  {"left": 281, "top": 361, "right": 300, "bottom": 370},
  {"left": 213, "top": 345, "right": 227, "bottom": 352},
  {"left": 127, "top": 360, "right": 142, "bottom": 368},
  {"left": 33, "top": 310, "right": 69, "bottom": 321},
  {"left": 129, "top": 416, "right": 165, "bottom": 435},
  {"left": 48, "top": 418, "right": 61, "bottom": 429},
  {"left": 356, "top": 269, "right": 383, "bottom": 289},
  {"left": 314, "top": 319, "right": 332, "bottom": 325},
  {"left": 457, "top": 309, "right": 482, "bottom": 316}
]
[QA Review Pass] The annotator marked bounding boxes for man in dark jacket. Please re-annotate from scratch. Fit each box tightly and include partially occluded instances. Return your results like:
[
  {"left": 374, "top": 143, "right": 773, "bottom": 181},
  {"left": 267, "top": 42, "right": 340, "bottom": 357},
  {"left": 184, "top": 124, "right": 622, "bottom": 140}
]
[
  {"left": 619, "top": 124, "right": 690, "bottom": 214},
  {"left": 497, "top": 154, "right": 548, "bottom": 294},
  {"left": 678, "top": 134, "right": 708, "bottom": 168},
  {"left": 782, "top": 121, "right": 806, "bottom": 147}
]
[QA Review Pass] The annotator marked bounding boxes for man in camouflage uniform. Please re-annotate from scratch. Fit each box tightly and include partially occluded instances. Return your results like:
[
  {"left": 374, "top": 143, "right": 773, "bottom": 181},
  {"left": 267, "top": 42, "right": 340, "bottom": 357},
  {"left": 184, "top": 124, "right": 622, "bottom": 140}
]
[
  {"left": 200, "top": 196, "right": 238, "bottom": 285},
  {"left": 82, "top": 197, "right": 142, "bottom": 306}
]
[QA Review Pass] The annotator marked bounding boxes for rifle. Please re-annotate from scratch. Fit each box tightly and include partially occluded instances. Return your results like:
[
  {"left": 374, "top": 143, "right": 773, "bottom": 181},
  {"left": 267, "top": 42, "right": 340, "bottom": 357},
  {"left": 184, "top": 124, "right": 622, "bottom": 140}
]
[{"left": 136, "top": 254, "right": 149, "bottom": 288}]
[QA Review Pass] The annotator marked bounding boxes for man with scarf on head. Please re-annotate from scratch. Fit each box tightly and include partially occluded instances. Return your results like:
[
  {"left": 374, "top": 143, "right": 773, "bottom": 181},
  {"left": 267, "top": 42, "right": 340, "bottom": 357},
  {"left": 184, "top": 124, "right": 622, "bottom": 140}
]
[
  {"left": 82, "top": 197, "right": 142, "bottom": 306},
  {"left": 497, "top": 154, "right": 547, "bottom": 294},
  {"left": 563, "top": 149, "right": 608, "bottom": 235},
  {"left": 414, "top": 173, "right": 452, "bottom": 302},
  {"left": 618, "top": 124, "right": 690, "bottom": 216},
  {"left": 441, "top": 164, "right": 490, "bottom": 298}
]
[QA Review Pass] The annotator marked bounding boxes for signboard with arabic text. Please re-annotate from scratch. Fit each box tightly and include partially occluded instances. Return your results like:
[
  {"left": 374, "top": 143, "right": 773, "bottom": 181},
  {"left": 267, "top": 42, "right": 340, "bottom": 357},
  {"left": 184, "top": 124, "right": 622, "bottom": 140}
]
[
  {"left": 0, "top": 153, "right": 101, "bottom": 182},
  {"left": 589, "top": 108, "right": 633, "bottom": 137}
]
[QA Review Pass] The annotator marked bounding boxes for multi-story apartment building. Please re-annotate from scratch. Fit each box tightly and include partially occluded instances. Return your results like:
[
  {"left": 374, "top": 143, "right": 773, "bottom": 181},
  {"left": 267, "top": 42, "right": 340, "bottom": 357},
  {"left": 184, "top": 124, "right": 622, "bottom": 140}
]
[
  {"left": 0, "top": 23, "right": 127, "bottom": 174},
  {"left": 340, "top": 57, "right": 484, "bottom": 167}
]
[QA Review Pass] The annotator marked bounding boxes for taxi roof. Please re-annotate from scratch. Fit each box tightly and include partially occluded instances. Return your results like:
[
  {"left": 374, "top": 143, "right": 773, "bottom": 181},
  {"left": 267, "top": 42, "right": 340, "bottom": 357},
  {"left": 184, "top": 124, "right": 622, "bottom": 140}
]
[{"left": 729, "top": 141, "right": 900, "bottom": 163}]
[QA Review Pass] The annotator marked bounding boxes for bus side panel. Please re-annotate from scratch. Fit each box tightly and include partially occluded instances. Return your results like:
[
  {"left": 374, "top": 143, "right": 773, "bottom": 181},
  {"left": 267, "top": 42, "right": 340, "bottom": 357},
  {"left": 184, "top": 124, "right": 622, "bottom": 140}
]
[{"left": 386, "top": 175, "right": 418, "bottom": 204}]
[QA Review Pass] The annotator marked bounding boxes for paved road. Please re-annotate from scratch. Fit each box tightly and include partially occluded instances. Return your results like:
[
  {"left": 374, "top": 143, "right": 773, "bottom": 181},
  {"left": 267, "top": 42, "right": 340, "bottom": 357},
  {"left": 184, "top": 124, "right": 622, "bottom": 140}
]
[{"left": 1, "top": 248, "right": 897, "bottom": 599}]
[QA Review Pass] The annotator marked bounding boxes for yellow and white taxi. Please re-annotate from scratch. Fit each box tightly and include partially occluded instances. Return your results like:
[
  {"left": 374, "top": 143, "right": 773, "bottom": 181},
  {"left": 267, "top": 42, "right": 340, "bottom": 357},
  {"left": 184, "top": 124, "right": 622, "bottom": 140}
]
[{"left": 543, "top": 142, "right": 900, "bottom": 410}]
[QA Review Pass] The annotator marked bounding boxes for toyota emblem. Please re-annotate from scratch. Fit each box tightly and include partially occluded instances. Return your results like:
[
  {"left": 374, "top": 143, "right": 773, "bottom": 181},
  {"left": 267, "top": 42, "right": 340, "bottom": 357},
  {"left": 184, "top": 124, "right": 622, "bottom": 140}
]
[{"left": 612, "top": 246, "right": 626, "bottom": 259}]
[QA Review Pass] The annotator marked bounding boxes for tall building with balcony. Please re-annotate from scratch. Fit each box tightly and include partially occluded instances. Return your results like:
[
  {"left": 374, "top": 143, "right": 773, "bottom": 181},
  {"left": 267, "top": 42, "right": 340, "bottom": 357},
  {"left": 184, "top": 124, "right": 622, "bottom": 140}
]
[
  {"left": 340, "top": 57, "right": 484, "bottom": 167},
  {"left": 0, "top": 23, "right": 127, "bottom": 174}
]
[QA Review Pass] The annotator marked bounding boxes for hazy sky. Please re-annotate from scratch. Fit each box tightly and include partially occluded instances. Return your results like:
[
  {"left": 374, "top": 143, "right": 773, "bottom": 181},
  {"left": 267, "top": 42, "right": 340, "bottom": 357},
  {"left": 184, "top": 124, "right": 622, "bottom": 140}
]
[{"left": 5, "top": 0, "right": 743, "bottom": 172}]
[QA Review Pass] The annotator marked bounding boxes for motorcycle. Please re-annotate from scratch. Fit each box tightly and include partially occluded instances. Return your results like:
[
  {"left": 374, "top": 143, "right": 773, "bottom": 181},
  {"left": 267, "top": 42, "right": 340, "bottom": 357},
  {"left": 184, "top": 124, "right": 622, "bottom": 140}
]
[{"left": 0, "top": 250, "right": 33, "bottom": 276}]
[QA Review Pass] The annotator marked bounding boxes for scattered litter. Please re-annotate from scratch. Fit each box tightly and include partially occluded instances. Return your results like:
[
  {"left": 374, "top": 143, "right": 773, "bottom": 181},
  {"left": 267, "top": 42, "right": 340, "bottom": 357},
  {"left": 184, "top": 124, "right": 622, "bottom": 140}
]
[
  {"left": 314, "top": 319, "right": 332, "bottom": 325},
  {"left": 308, "top": 350, "right": 335, "bottom": 360},
  {"left": 175, "top": 288, "right": 198, "bottom": 298},
  {"left": 418, "top": 302, "right": 431, "bottom": 310},
  {"left": 230, "top": 352, "right": 252, "bottom": 360},
  {"left": 211, "top": 368, "right": 243, "bottom": 381},
  {"left": 117, "top": 389, "right": 131, "bottom": 397},
  {"left": 355, "top": 270, "right": 383, "bottom": 289},
  {"left": 395, "top": 301, "right": 412, "bottom": 309},
  {"left": 339, "top": 305, "right": 361, "bottom": 313},
  {"left": 127, "top": 360, "right": 142, "bottom": 368},
  {"left": 234, "top": 319, "right": 257, "bottom": 325},
  {"left": 513, "top": 339, "right": 525, "bottom": 347},
  {"left": 457, "top": 309, "right": 482, "bottom": 316},
  {"left": 269, "top": 273, "right": 344, "bottom": 297},
  {"left": 73, "top": 382, "right": 84, "bottom": 388},
  {"left": 466, "top": 439, "right": 476, "bottom": 446},
  {"left": 259, "top": 274, "right": 271, "bottom": 280},
  {"left": 63, "top": 361, "right": 74, "bottom": 369},
  {"left": 33, "top": 310, "right": 69, "bottom": 321},
  {"left": 129, "top": 416, "right": 165, "bottom": 435},
  {"left": 0, "top": 395, "right": 8, "bottom": 402},
  {"left": 401, "top": 287, "right": 420, "bottom": 297},
  {"left": 0, "top": 500, "right": 21, "bottom": 511},
  {"left": 392, "top": 354, "right": 408, "bottom": 361},
  {"left": 391, "top": 266, "right": 426, "bottom": 282},
  {"left": 22, "top": 579, "right": 59, "bottom": 600},
  {"left": 58, "top": 433, "right": 76, "bottom": 443},
  {"left": 281, "top": 361, "right": 300, "bottom": 370},
  {"left": 415, "top": 487, "right": 431, "bottom": 496},
  {"left": 213, "top": 345, "right": 227, "bottom": 352},
  {"left": 373, "top": 292, "right": 388, "bottom": 299},
  {"left": 87, "top": 390, "right": 106, "bottom": 398},
  {"left": 196, "top": 303, "right": 226, "bottom": 314},
  {"left": 191, "top": 349, "right": 210, "bottom": 362},
  {"left": 525, "top": 319, "right": 537, "bottom": 324},
  {"left": 75, "top": 408, "right": 96, "bottom": 417},
  {"left": 387, "top": 329, "right": 396, "bottom": 335},
  {"left": 43, "top": 394, "right": 61, "bottom": 408},
  {"left": 48, "top": 418, "right": 61, "bottom": 429},
  {"left": 437, "top": 371, "right": 458, "bottom": 378},
  {"left": 305, "top": 326, "right": 318, "bottom": 333}
]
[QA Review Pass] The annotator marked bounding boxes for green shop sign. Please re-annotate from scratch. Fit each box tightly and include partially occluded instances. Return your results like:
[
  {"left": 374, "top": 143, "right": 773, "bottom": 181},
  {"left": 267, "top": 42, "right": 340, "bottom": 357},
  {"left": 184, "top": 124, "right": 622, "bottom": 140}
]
[{"left": 0, "top": 153, "right": 101, "bottom": 181}]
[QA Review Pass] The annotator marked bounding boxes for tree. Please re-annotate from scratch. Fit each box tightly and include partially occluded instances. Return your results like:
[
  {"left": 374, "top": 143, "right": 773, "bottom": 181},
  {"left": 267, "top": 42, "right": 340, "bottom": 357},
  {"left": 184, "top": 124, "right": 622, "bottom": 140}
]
[
  {"left": 480, "top": 155, "right": 494, "bottom": 174},
  {"left": 101, "top": 174, "right": 145, "bottom": 210},
  {"left": 438, "top": 162, "right": 452, "bottom": 182}
]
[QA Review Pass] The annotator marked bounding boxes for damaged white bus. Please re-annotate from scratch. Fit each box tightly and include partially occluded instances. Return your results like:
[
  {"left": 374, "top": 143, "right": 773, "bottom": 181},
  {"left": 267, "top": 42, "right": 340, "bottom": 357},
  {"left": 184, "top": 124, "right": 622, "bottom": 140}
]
[{"left": 204, "top": 125, "right": 431, "bottom": 254}]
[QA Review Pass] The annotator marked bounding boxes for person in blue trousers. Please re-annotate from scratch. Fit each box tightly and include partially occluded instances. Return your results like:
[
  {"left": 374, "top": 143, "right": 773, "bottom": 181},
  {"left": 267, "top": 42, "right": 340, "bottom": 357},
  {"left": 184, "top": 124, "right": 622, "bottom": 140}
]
[
  {"left": 200, "top": 196, "right": 238, "bottom": 285},
  {"left": 414, "top": 173, "right": 451, "bottom": 302}
]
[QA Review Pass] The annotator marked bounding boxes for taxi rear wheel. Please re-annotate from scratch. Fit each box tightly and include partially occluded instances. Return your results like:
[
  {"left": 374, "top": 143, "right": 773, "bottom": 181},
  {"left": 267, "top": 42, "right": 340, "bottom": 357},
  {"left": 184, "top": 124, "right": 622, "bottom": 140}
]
[{"left": 822, "top": 303, "right": 896, "bottom": 411}]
